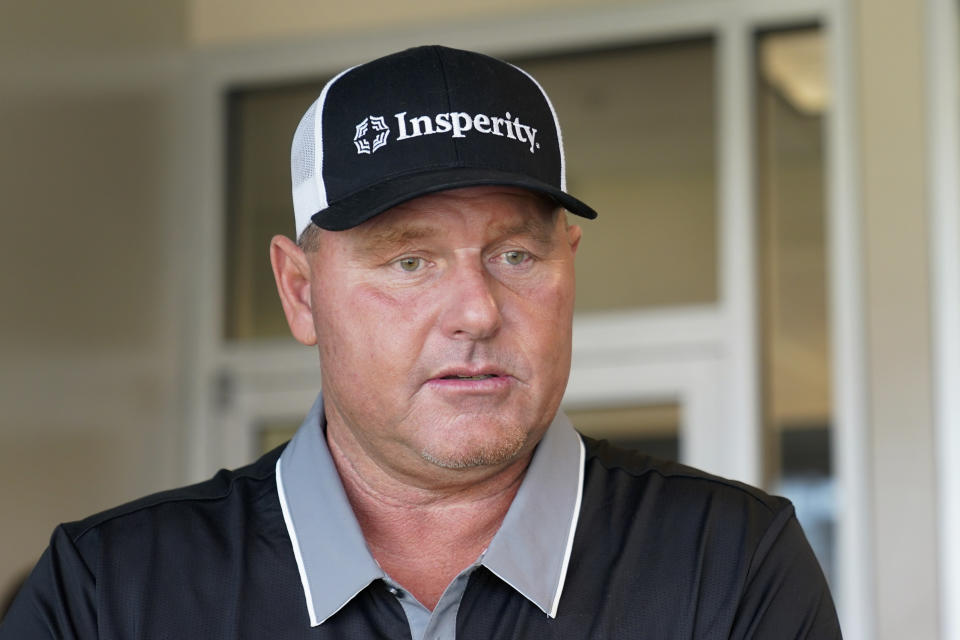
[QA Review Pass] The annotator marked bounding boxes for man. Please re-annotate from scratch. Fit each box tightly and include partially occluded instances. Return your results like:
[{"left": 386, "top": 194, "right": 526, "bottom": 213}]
[{"left": 1, "top": 46, "right": 841, "bottom": 638}]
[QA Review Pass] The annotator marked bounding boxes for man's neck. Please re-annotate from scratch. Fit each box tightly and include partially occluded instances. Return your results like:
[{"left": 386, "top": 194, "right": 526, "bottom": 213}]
[{"left": 325, "top": 424, "right": 530, "bottom": 610}]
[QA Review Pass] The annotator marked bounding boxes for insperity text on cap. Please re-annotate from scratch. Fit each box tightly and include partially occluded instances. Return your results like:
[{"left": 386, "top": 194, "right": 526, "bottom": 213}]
[{"left": 290, "top": 45, "right": 599, "bottom": 237}]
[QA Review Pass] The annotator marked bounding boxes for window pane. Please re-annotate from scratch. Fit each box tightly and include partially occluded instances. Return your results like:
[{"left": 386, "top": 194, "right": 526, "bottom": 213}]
[
  {"left": 225, "top": 81, "right": 326, "bottom": 341},
  {"left": 565, "top": 403, "right": 680, "bottom": 461},
  {"left": 259, "top": 419, "right": 300, "bottom": 454},
  {"left": 756, "top": 26, "right": 835, "bottom": 585},
  {"left": 517, "top": 39, "right": 718, "bottom": 311}
]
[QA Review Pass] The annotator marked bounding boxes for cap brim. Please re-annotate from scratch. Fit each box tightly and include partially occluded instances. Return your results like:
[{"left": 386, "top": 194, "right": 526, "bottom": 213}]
[{"left": 310, "top": 167, "right": 598, "bottom": 231}]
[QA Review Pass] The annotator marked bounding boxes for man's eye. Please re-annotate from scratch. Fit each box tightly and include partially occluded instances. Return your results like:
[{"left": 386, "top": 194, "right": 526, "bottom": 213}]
[
  {"left": 398, "top": 257, "right": 422, "bottom": 272},
  {"left": 503, "top": 250, "right": 528, "bottom": 266}
]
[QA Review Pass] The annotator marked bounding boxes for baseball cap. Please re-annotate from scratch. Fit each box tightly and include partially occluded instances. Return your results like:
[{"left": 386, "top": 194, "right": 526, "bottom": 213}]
[{"left": 290, "top": 45, "right": 599, "bottom": 236}]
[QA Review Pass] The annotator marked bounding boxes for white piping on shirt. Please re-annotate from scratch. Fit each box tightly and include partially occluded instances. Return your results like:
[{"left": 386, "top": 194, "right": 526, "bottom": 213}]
[
  {"left": 549, "top": 434, "right": 586, "bottom": 618},
  {"left": 276, "top": 457, "right": 319, "bottom": 626}
]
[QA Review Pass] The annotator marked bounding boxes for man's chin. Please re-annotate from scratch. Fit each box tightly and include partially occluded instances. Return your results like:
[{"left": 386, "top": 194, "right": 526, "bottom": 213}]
[{"left": 417, "top": 427, "right": 530, "bottom": 471}]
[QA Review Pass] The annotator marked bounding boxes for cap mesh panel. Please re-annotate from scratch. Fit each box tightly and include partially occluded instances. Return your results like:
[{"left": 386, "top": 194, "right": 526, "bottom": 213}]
[{"left": 291, "top": 102, "right": 317, "bottom": 190}]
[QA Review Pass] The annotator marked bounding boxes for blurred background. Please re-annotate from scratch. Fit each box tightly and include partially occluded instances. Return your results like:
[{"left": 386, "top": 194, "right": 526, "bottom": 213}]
[{"left": 1, "top": 1, "right": 959, "bottom": 638}]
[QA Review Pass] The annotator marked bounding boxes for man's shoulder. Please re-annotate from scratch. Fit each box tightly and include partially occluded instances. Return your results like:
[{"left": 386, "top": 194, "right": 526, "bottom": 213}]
[
  {"left": 562, "top": 437, "right": 840, "bottom": 637},
  {"left": 580, "top": 435, "right": 789, "bottom": 520},
  {"left": 1, "top": 445, "right": 310, "bottom": 639},
  {"left": 61, "top": 444, "right": 286, "bottom": 545}
]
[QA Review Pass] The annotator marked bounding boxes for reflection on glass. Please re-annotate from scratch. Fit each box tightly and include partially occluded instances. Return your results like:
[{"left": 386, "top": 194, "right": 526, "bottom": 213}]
[
  {"left": 565, "top": 403, "right": 680, "bottom": 461},
  {"left": 756, "top": 26, "right": 834, "bottom": 584},
  {"left": 517, "top": 40, "right": 718, "bottom": 311}
]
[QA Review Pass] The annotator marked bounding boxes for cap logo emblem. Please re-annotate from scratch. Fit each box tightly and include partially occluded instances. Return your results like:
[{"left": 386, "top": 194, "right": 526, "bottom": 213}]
[{"left": 353, "top": 116, "right": 391, "bottom": 154}]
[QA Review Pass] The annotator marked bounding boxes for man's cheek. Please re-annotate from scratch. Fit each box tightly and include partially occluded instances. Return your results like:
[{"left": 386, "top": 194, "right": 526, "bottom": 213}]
[{"left": 526, "top": 274, "right": 575, "bottom": 312}]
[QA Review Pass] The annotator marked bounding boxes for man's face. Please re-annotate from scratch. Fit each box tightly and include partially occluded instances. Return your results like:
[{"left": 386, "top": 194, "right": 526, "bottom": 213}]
[{"left": 293, "top": 186, "right": 581, "bottom": 482}]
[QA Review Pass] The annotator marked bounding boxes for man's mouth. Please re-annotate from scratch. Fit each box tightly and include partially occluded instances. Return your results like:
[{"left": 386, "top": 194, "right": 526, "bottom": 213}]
[{"left": 425, "top": 368, "right": 512, "bottom": 394}]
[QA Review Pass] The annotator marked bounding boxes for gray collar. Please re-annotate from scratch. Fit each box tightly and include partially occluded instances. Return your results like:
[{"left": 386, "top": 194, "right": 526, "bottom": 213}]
[{"left": 276, "top": 394, "right": 585, "bottom": 627}]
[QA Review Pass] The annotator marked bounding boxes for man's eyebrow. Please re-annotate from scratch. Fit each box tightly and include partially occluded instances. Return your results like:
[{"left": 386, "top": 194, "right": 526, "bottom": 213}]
[
  {"left": 489, "top": 215, "right": 557, "bottom": 246},
  {"left": 353, "top": 213, "right": 557, "bottom": 255},
  {"left": 354, "top": 224, "right": 440, "bottom": 254}
]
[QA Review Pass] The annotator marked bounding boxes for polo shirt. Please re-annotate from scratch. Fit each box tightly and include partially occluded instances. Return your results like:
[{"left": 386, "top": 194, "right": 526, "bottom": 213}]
[
  {"left": 278, "top": 396, "right": 582, "bottom": 640},
  {"left": 0, "top": 396, "right": 842, "bottom": 639}
]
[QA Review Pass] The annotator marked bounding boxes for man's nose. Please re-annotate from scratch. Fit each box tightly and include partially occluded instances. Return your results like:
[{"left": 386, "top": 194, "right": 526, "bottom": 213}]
[{"left": 439, "top": 261, "right": 502, "bottom": 341}]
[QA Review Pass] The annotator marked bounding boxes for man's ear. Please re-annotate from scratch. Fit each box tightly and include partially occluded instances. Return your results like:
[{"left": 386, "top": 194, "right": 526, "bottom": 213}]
[
  {"left": 567, "top": 224, "right": 582, "bottom": 257},
  {"left": 270, "top": 235, "right": 317, "bottom": 346}
]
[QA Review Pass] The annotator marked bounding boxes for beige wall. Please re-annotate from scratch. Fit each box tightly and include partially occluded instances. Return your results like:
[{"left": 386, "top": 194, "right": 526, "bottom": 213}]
[
  {"left": 189, "top": 0, "right": 655, "bottom": 47},
  {"left": 1, "top": 3, "right": 185, "bottom": 57},
  {"left": 0, "top": 1, "right": 189, "bottom": 603}
]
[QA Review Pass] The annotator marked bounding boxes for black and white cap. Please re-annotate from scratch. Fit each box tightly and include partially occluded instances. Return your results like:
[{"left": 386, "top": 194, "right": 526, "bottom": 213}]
[{"left": 291, "top": 45, "right": 599, "bottom": 236}]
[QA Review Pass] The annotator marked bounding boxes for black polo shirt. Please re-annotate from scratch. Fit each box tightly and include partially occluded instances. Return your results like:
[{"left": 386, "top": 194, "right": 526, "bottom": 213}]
[{"left": 0, "top": 405, "right": 841, "bottom": 638}]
